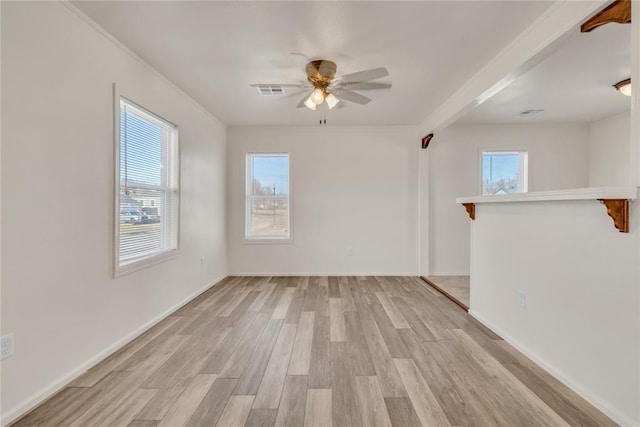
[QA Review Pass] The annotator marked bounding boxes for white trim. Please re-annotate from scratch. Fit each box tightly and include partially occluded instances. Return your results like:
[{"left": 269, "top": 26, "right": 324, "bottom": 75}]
[
  {"left": 227, "top": 272, "right": 420, "bottom": 277},
  {"left": 114, "top": 91, "right": 181, "bottom": 277},
  {"left": 427, "top": 272, "right": 471, "bottom": 277},
  {"left": 0, "top": 275, "right": 228, "bottom": 427},
  {"left": 114, "top": 250, "right": 181, "bottom": 278},
  {"left": 59, "top": 1, "right": 226, "bottom": 129},
  {"left": 244, "top": 152, "right": 292, "bottom": 242},
  {"left": 468, "top": 309, "right": 636, "bottom": 427},
  {"left": 457, "top": 186, "right": 638, "bottom": 205}
]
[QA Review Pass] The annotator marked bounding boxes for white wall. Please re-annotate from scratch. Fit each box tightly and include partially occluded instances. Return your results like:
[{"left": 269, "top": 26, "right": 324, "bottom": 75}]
[
  {"left": 227, "top": 126, "right": 419, "bottom": 275},
  {"left": 469, "top": 200, "right": 640, "bottom": 425},
  {"left": 588, "top": 111, "right": 631, "bottom": 187},
  {"left": 1, "top": 2, "right": 227, "bottom": 423},
  {"left": 427, "top": 123, "right": 589, "bottom": 275}
]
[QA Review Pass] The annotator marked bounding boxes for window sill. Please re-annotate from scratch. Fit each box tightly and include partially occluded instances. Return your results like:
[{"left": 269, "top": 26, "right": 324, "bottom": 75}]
[
  {"left": 243, "top": 237, "right": 293, "bottom": 245},
  {"left": 114, "top": 249, "right": 181, "bottom": 278}
]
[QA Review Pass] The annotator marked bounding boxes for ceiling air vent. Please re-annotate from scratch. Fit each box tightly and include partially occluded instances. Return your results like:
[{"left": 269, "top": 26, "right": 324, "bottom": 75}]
[
  {"left": 519, "top": 109, "right": 544, "bottom": 116},
  {"left": 256, "top": 85, "right": 286, "bottom": 96}
]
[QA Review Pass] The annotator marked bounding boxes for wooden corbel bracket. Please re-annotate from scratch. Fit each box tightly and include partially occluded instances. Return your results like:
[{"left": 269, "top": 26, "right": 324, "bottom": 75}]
[
  {"left": 462, "top": 203, "right": 475, "bottom": 220},
  {"left": 598, "top": 199, "right": 629, "bottom": 233},
  {"left": 581, "top": 0, "right": 631, "bottom": 32}
]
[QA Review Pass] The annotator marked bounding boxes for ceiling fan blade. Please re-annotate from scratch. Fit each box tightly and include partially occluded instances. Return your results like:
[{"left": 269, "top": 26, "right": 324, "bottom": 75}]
[
  {"left": 296, "top": 91, "right": 312, "bottom": 108},
  {"left": 250, "top": 83, "right": 311, "bottom": 88},
  {"left": 339, "top": 82, "right": 392, "bottom": 90},
  {"left": 291, "top": 52, "right": 311, "bottom": 71},
  {"left": 331, "top": 89, "right": 371, "bottom": 105},
  {"left": 340, "top": 67, "right": 389, "bottom": 83}
]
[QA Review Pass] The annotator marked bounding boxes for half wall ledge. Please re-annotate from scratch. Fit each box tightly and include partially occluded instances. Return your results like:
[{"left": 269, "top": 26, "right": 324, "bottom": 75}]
[{"left": 456, "top": 187, "right": 638, "bottom": 233}]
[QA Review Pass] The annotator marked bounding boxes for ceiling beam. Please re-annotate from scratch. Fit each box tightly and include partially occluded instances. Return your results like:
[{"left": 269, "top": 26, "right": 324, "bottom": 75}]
[{"left": 418, "top": 0, "right": 607, "bottom": 136}]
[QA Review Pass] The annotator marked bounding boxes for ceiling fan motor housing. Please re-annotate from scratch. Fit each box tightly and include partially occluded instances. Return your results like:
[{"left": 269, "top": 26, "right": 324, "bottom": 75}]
[{"left": 306, "top": 60, "right": 337, "bottom": 90}]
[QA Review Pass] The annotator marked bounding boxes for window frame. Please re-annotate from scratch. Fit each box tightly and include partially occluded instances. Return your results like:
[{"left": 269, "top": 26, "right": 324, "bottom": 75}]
[
  {"left": 244, "top": 152, "right": 292, "bottom": 244},
  {"left": 479, "top": 149, "right": 529, "bottom": 195},
  {"left": 114, "top": 89, "right": 180, "bottom": 277}
]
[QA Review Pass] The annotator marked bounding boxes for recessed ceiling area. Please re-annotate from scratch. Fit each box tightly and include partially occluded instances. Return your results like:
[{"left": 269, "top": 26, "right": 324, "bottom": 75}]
[
  {"left": 72, "top": 1, "right": 551, "bottom": 126},
  {"left": 457, "top": 23, "right": 631, "bottom": 125}
]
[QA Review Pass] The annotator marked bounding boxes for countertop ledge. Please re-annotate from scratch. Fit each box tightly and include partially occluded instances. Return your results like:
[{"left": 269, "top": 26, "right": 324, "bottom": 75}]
[{"left": 456, "top": 187, "right": 638, "bottom": 204}]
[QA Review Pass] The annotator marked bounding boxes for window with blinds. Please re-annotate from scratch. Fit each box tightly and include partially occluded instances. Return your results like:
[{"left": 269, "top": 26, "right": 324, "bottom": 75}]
[
  {"left": 246, "top": 153, "right": 290, "bottom": 240},
  {"left": 116, "top": 98, "right": 179, "bottom": 274}
]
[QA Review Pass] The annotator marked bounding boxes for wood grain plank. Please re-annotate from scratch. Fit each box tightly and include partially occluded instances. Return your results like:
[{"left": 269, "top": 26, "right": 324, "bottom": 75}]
[
  {"left": 248, "top": 282, "right": 277, "bottom": 312},
  {"left": 495, "top": 341, "right": 617, "bottom": 427},
  {"left": 288, "top": 311, "right": 315, "bottom": 375},
  {"left": 369, "top": 303, "right": 410, "bottom": 358},
  {"left": 302, "top": 281, "right": 319, "bottom": 312},
  {"left": 375, "top": 292, "right": 410, "bottom": 329},
  {"left": 304, "top": 389, "right": 332, "bottom": 427},
  {"left": 358, "top": 306, "right": 407, "bottom": 398},
  {"left": 390, "top": 297, "right": 437, "bottom": 342},
  {"left": 328, "top": 277, "right": 340, "bottom": 297},
  {"left": 186, "top": 378, "right": 237, "bottom": 427},
  {"left": 344, "top": 311, "right": 376, "bottom": 376},
  {"left": 69, "top": 335, "right": 188, "bottom": 427},
  {"left": 308, "top": 314, "right": 332, "bottom": 389},
  {"left": 274, "top": 375, "right": 308, "bottom": 427},
  {"left": 384, "top": 397, "right": 421, "bottom": 427},
  {"left": 216, "top": 395, "right": 255, "bottom": 427},
  {"left": 451, "top": 329, "right": 569, "bottom": 426},
  {"left": 220, "top": 312, "right": 271, "bottom": 378},
  {"left": 329, "top": 298, "right": 346, "bottom": 342},
  {"left": 330, "top": 342, "right": 362, "bottom": 427},
  {"left": 272, "top": 287, "right": 296, "bottom": 319},
  {"left": 233, "top": 319, "right": 283, "bottom": 395},
  {"left": 157, "top": 374, "right": 217, "bottom": 427},
  {"left": 253, "top": 324, "right": 298, "bottom": 408},
  {"left": 200, "top": 312, "right": 258, "bottom": 374},
  {"left": 315, "top": 283, "right": 329, "bottom": 317},
  {"left": 128, "top": 420, "right": 160, "bottom": 427},
  {"left": 95, "top": 388, "right": 157, "bottom": 427},
  {"left": 245, "top": 409, "right": 278, "bottom": 427},
  {"left": 354, "top": 376, "right": 392, "bottom": 427},
  {"left": 71, "top": 316, "right": 181, "bottom": 387},
  {"left": 393, "top": 358, "right": 450, "bottom": 426},
  {"left": 284, "top": 290, "right": 305, "bottom": 324}
]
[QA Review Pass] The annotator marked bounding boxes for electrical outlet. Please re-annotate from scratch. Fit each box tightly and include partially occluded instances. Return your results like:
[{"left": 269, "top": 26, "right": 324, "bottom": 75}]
[
  {"left": 347, "top": 247, "right": 355, "bottom": 257},
  {"left": 200, "top": 257, "right": 205, "bottom": 268},
  {"left": 1, "top": 334, "right": 14, "bottom": 360},
  {"left": 518, "top": 290, "right": 526, "bottom": 309}
]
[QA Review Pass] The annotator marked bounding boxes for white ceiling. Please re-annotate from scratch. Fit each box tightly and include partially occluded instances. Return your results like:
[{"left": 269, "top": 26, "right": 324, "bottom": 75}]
[
  {"left": 72, "top": 1, "right": 551, "bottom": 127},
  {"left": 458, "top": 23, "right": 631, "bottom": 125}
]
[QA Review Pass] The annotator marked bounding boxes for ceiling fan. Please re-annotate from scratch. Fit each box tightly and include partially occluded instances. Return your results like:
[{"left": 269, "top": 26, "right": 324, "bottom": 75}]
[{"left": 251, "top": 55, "right": 391, "bottom": 111}]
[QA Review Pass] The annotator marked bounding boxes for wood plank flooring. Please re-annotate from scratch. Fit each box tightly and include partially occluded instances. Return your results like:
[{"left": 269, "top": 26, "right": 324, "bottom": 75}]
[
  {"left": 12, "top": 276, "right": 616, "bottom": 427},
  {"left": 424, "top": 275, "right": 470, "bottom": 310}
]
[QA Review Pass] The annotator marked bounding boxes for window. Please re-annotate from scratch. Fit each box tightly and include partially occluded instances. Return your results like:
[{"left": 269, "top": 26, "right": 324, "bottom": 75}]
[
  {"left": 481, "top": 151, "right": 528, "bottom": 195},
  {"left": 115, "top": 98, "right": 179, "bottom": 275},
  {"left": 246, "top": 153, "right": 290, "bottom": 240}
]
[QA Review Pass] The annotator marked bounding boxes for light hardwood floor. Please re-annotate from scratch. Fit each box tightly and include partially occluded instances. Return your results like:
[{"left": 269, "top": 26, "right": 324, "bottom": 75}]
[
  {"left": 424, "top": 275, "right": 470, "bottom": 309},
  {"left": 13, "top": 276, "right": 615, "bottom": 426}
]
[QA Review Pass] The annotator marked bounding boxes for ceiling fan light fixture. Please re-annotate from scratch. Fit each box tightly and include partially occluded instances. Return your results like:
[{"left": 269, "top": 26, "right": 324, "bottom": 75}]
[
  {"left": 614, "top": 78, "right": 632, "bottom": 96},
  {"left": 311, "top": 88, "right": 325, "bottom": 105},
  {"left": 304, "top": 97, "right": 317, "bottom": 111},
  {"left": 325, "top": 93, "right": 340, "bottom": 109}
]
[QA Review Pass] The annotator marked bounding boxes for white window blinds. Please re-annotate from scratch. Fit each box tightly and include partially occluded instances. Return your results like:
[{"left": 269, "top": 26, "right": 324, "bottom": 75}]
[{"left": 117, "top": 99, "right": 179, "bottom": 271}]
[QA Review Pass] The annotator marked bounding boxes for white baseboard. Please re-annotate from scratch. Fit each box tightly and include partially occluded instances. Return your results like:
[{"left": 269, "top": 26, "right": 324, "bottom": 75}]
[
  {"left": 468, "top": 309, "right": 637, "bottom": 427},
  {"left": 228, "top": 272, "right": 419, "bottom": 276},
  {"left": 425, "top": 272, "right": 471, "bottom": 276},
  {"left": 1, "top": 274, "right": 227, "bottom": 427}
]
